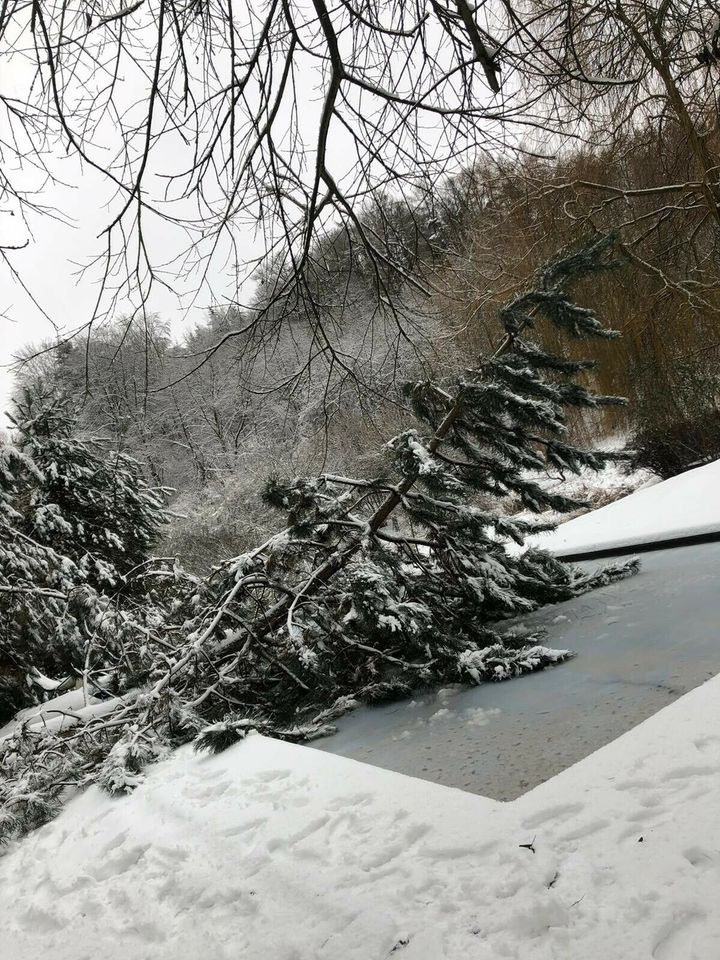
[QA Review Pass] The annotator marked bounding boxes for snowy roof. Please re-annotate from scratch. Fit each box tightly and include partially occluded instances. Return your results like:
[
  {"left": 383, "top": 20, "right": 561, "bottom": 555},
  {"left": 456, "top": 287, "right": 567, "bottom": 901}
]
[
  {"left": 2, "top": 668, "right": 720, "bottom": 958},
  {"left": 530, "top": 458, "right": 720, "bottom": 557}
]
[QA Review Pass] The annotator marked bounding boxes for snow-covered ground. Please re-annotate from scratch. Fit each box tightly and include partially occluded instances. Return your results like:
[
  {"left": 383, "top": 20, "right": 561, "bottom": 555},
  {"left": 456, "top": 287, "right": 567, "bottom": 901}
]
[
  {"left": 507, "top": 453, "right": 657, "bottom": 548},
  {"left": 3, "top": 456, "right": 719, "bottom": 958},
  {"left": 2, "top": 669, "right": 720, "bottom": 959},
  {"left": 527, "top": 455, "right": 657, "bottom": 518},
  {"left": 528, "top": 459, "right": 720, "bottom": 557}
]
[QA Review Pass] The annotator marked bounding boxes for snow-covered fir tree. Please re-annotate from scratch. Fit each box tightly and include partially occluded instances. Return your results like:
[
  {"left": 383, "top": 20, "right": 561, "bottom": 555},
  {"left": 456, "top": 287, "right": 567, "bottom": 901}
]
[
  {"left": 185, "top": 232, "right": 639, "bottom": 746},
  {"left": 0, "top": 441, "right": 72, "bottom": 719},
  {"left": 0, "top": 392, "right": 171, "bottom": 722},
  {"left": 0, "top": 234, "right": 638, "bottom": 842},
  {"left": 10, "top": 391, "right": 168, "bottom": 589}
]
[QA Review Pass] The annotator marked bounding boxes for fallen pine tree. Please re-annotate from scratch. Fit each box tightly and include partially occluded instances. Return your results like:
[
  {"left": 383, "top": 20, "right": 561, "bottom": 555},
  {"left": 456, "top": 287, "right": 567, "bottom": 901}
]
[{"left": 0, "top": 233, "right": 638, "bottom": 842}]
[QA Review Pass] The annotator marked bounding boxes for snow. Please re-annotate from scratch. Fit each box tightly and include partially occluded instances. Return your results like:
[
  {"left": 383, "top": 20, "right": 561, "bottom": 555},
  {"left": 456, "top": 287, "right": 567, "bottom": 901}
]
[
  {"left": 0, "top": 689, "right": 136, "bottom": 741},
  {"left": 527, "top": 459, "right": 720, "bottom": 556},
  {"left": 529, "top": 455, "right": 656, "bottom": 515},
  {"left": 27, "top": 667, "right": 69, "bottom": 692},
  {"left": 4, "top": 672, "right": 720, "bottom": 958}
]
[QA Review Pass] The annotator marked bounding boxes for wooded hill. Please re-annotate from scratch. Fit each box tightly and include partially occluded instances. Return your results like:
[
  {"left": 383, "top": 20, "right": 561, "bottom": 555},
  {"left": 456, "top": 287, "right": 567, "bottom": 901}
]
[{"left": 17, "top": 121, "right": 720, "bottom": 569}]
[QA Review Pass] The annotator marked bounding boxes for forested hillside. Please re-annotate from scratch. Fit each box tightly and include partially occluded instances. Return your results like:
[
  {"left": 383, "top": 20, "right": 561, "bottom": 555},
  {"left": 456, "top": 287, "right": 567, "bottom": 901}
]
[
  {"left": 1, "top": 236, "right": 643, "bottom": 840},
  {"left": 17, "top": 123, "right": 720, "bottom": 569}
]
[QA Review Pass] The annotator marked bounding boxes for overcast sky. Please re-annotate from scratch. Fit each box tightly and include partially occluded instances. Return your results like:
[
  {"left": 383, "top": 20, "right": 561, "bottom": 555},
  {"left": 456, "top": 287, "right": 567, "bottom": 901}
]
[
  {"left": 0, "top": 143, "right": 263, "bottom": 422},
  {"left": 0, "top": 24, "right": 270, "bottom": 422},
  {"left": 0, "top": 195, "right": 252, "bottom": 424},
  {"left": 0, "top": 34, "right": 328, "bottom": 422}
]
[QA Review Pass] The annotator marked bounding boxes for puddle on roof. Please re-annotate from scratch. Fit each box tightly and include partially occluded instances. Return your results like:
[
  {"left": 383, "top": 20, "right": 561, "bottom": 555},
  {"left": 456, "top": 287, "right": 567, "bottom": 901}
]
[{"left": 311, "top": 541, "right": 720, "bottom": 800}]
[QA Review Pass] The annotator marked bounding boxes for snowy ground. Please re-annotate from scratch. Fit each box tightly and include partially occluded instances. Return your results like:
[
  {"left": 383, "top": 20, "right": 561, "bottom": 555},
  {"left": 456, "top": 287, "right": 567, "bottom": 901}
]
[
  {"left": 3, "top": 458, "right": 719, "bottom": 957},
  {"left": 524, "top": 454, "right": 657, "bottom": 519},
  {"left": 2, "top": 669, "right": 720, "bottom": 959},
  {"left": 530, "top": 459, "right": 720, "bottom": 557}
]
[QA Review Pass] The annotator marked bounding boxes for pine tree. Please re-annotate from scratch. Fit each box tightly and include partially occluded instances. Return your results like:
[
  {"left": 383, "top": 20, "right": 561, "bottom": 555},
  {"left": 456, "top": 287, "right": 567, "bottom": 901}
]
[
  {"left": 179, "top": 232, "right": 639, "bottom": 744},
  {"left": 10, "top": 391, "right": 168, "bottom": 589},
  {"left": 0, "top": 439, "right": 81, "bottom": 719},
  {"left": 0, "top": 392, "right": 171, "bottom": 722},
  {"left": 0, "top": 234, "right": 639, "bottom": 841}
]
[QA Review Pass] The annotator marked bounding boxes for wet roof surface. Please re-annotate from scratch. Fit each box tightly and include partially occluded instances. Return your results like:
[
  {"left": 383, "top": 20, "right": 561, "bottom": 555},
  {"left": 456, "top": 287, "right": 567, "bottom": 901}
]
[{"left": 312, "top": 542, "right": 720, "bottom": 799}]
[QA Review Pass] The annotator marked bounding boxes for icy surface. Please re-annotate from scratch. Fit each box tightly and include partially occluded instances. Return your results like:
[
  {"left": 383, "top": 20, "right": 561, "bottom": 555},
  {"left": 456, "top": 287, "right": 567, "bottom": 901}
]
[
  {"left": 315, "top": 542, "right": 720, "bottom": 798},
  {"left": 529, "top": 458, "right": 720, "bottom": 556},
  {"left": 4, "top": 671, "right": 720, "bottom": 958}
]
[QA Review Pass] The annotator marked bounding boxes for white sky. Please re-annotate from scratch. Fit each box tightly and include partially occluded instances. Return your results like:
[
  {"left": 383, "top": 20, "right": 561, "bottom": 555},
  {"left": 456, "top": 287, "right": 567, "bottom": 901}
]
[
  {"left": 0, "top": 179, "right": 248, "bottom": 420},
  {"left": 0, "top": 13, "right": 279, "bottom": 419},
  {"left": 0, "top": 27, "right": 335, "bottom": 419},
  {"left": 0, "top": 125, "right": 267, "bottom": 419},
  {"left": 0, "top": 109, "right": 269, "bottom": 421}
]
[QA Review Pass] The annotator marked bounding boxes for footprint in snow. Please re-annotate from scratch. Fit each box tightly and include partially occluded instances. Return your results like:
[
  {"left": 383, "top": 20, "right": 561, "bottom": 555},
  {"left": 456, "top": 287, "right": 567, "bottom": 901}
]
[
  {"left": 20, "top": 906, "right": 63, "bottom": 934},
  {"left": 266, "top": 815, "right": 331, "bottom": 852},
  {"left": 665, "top": 764, "right": 718, "bottom": 780},
  {"left": 683, "top": 847, "right": 715, "bottom": 869},
  {"left": 250, "top": 768, "right": 291, "bottom": 784},
  {"left": 88, "top": 842, "right": 152, "bottom": 881},
  {"left": 36, "top": 871, "right": 96, "bottom": 899},
  {"left": 521, "top": 802, "right": 584, "bottom": 830},
  {"left": 128, "top": 920, "right": 167, "bottom": 944},
  {"left": 418, "top": 840, "right": 499, "bottom": 860},
  {"left": 99, "top": 828, "right": 130, "bottom": 856},
  {"left": 220, "top": 815, "right": 268, "bottom": 837},
  {"left": 326, "top": 791, "right": 374, "bottom": 810},
  {"left": 558, "top": 818, "right": 611, "bottom": 842},
  {"left": 652, "top": 910, "right": 706, "bottom": 959},
  {"left": 152, "top": 844, "right": 190, "bottom": 863},
  {"left": 184, "top": 778, "right": 234, "bottom": 800},
  {"left": 404, "top": 822, "right": 431, "bottom": 845},
  {"left": 614, "top": 777, "right": 655, "bottom": 792}
]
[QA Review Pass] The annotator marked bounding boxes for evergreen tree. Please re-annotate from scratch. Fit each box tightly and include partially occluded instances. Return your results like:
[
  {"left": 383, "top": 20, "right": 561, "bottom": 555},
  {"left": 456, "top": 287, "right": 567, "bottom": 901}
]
[
  {"left": 0, "top": 439, "right": 82, "bottom": 719},
  {"left": 181, "top": 232, "right": 638, "bottom": 745},
  {"left": 0, "top": 392, "right": 170, "bottom": 722},
  {"left": 10, "top": 391, "right": 168, "bottom": 589},
  {"left": 0, "top": 234, "right": 639, "bottom": 842}
]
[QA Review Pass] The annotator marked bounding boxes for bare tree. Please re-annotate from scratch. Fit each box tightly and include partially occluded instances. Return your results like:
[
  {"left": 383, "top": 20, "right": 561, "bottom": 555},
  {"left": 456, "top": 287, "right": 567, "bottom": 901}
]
[
  {"left": 1, "top": 0, "right": 617, "bottom": 382},
  {"left": 516, "top": 0, "right": 720, "bottom": 302}
]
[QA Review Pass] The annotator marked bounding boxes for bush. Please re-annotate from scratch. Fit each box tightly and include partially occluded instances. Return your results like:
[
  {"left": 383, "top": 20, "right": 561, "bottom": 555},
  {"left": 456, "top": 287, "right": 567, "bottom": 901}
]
[{"left": 631, "top": 408, "right": 720, "bottom": 478}]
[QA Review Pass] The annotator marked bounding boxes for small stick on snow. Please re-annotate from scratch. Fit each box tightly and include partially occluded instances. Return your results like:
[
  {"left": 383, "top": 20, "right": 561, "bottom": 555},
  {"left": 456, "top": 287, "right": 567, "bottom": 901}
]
[{"left": 519, "top": 836, "right": 536, "bottom": 854}]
